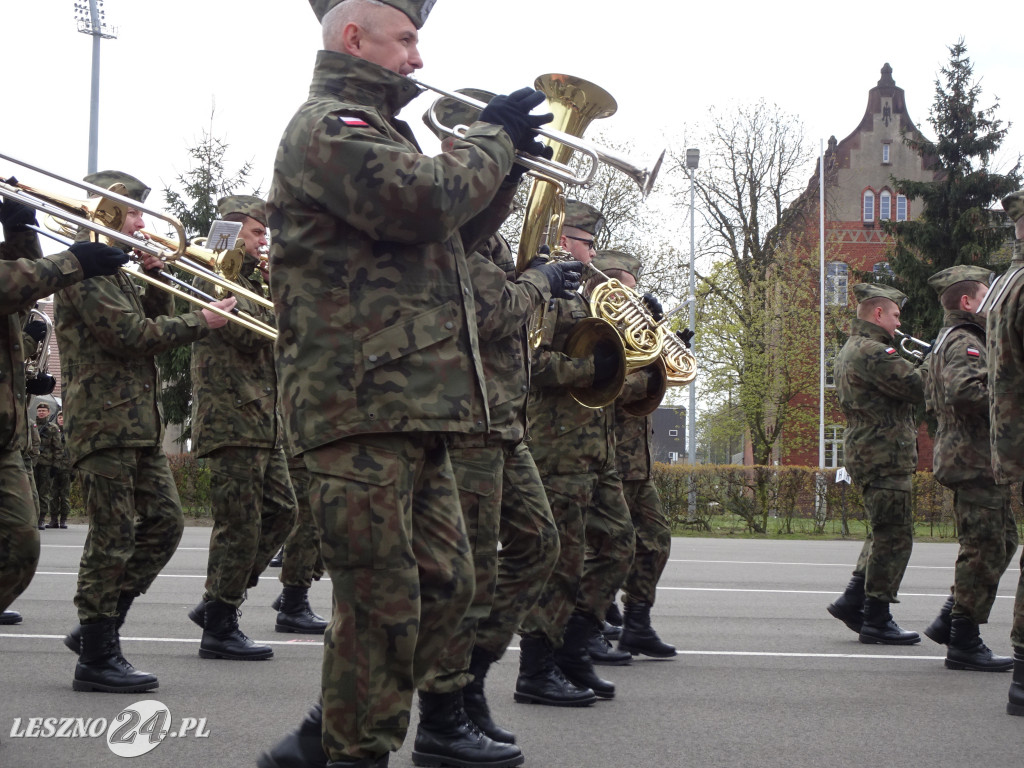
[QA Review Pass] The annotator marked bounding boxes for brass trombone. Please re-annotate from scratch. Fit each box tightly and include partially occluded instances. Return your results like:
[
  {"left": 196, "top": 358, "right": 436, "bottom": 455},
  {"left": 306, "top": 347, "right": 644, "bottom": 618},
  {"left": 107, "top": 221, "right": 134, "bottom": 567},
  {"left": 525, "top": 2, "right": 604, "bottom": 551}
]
[
  {"left": 0, "top": 153, "right": 276, "bottom": 339},
  {"left": 417, "top": 75, "right": 665, "bottom": 200}
]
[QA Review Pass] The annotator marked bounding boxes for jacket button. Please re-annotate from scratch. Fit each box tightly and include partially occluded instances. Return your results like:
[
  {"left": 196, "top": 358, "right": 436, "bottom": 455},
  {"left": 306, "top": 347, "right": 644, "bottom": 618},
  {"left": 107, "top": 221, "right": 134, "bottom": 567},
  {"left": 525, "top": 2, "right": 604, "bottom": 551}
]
[
  {"left": 368, "top": 354, "right": 378, "bottom": 363},
  {"left": 445, "top": 321, "right": 454, "bottom": 330}
]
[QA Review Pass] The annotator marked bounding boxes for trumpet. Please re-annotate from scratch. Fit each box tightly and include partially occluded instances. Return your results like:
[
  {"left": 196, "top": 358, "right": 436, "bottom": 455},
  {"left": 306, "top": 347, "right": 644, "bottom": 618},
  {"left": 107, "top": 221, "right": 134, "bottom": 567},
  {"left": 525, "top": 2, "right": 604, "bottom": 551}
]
[
  {"left": 0, "top": 154, "right": 275, "bottom": 339},
  {"left": 894, "top": 329, "right": 932, "bottom": 360},
  {"left": 417, "top": 75, "right": 664, "bottom": 201}
]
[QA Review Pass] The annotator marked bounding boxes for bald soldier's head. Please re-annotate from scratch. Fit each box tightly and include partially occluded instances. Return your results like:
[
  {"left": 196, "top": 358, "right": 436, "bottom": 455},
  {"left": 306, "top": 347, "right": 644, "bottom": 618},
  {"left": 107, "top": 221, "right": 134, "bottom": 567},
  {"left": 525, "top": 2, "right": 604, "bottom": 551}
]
[{"left": 323, "top": 0, "right": 423, "bottom": 76}]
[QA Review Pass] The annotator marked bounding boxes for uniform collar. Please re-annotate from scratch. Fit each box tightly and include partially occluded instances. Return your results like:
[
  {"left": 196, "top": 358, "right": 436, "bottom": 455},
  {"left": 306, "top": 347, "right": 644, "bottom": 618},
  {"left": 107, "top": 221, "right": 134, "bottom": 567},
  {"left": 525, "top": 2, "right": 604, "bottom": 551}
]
[
  {"left": 309, "top": 50, "right": 421, "bottom": 120},
  {"left": 850, "top": 317, "right": 894, "bottom": 344},
  {"left": 942, "top": 308, "right": 985, "bottom": 328}
]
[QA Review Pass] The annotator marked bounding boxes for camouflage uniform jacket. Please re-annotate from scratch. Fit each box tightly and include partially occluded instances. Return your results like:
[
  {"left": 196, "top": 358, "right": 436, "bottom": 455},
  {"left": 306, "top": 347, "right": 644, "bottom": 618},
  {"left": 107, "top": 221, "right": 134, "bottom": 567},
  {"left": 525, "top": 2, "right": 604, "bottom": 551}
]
[
  {"left": 527, "top": 292, "right": 614, "bottom": 473},
  {"left": 54, "top": 423, "right": 71, "bottom": 472},
  {"left": 1, "top": 236, "right": 87, "bottom": 452},
  {"left": 835, "top": 318, "right": 924, "bottom": 487},
  {"left": 190, "top": 258, "right": 282, "bottom": 457},
  {"left": 614, "top": 369, "right": 659, "bottom": 481},
  {"left": 55, "top": 269, "right": 210, "bottom": 465},
  {"left": 987, "top": 253, "right": 1024, "bottom": 484},
  {"left": 926, "top": 309, "right": 991, "bottom": 486},
  {"left": 36, "top": 415, "right": 61, "bottom": 466},
  {"left": 267, "top": 50, "right": 516, "bottom": 452},
  {"left": 467, "top": 233, "right": 550, "bottom": 445}
]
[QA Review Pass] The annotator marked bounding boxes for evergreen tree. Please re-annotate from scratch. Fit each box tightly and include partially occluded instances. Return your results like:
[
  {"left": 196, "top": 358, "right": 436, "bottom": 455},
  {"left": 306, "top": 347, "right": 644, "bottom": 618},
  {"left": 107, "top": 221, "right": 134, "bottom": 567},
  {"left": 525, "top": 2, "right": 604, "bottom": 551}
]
[
  {"left": 157, "top": 114, "right": 258, "bottom": 445},
  {"left": 883, "top": 39, "right": 1021, "bottom": 341}
]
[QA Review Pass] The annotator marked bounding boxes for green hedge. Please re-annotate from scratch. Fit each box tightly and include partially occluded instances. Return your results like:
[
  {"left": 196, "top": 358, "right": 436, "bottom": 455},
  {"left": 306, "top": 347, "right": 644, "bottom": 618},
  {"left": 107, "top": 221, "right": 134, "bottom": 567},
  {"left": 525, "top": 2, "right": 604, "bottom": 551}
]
[
  {"left": 653, "top": 463, "right": 1024, "bottom": 538},
  {"left": 68, "top": 453, "right": 213, "bottom": 519}
]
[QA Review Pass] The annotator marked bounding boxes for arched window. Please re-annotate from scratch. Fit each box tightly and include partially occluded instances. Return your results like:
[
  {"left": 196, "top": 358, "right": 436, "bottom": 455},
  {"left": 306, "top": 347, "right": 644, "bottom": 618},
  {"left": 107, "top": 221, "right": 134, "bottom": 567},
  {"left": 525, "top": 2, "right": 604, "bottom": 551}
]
[
  {"left": 863, "top": 190, "right": 875, "bottom": 223},
  {"left": 879, "top": 190, "right": 892, "bottom": 221}
]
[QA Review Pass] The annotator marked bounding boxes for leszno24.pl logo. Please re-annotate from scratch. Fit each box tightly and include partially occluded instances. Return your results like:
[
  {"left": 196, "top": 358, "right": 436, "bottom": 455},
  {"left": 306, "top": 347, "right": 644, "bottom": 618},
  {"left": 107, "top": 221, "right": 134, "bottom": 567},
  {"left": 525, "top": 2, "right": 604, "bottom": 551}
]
[{"left": 9, "top": 699, "right": 209, "bottom": 758}]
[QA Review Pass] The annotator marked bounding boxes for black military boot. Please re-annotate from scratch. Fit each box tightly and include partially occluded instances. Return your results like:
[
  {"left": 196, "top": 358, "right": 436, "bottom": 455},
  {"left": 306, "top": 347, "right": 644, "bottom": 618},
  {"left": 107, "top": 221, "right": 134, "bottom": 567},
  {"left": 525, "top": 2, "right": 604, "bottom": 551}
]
[
  {"left": 64, "top": 591, "right": 136, "bottom": 654},
  {"left": 1008, "top": 649, "right": 1024, "bottom": 716},
  {"left": 827, "top": 573, "right": 865, "bottom": 634},
  {"left": 618, "top": 601, "right": 677, "bottom": 658},
  {"left": 513, "top": 634, "right": 596, "bottom": 707},
  {"left": 187, "top": 597, "right": 209, "bottom": 629},
  {"left": 554, "top": 613, "right": 616, "bottom": 699},
  {"left": 199, "top": 600, "right": 274, "bottom": 660},
  {"left": 411, "top": 690, "right": 523, "bottom": 768},
  {"left": 463, "top": 646, "right": 515, "bottom": 744},
  {"left": 858, "top": 597, "right": 920, "bottom": 645},
  {"left": 257, "top": 702, "right": 327, "bottom": 768},
  {"left": 73, "top": 618, "right": 158, "bottom": 693},
  {"left": 924, "top": 594, "right": 955, "bottom": 645},
  {"left": 585, "top": 619, "right": 632, "bottom": 665},
  {"left": 269, "top": 547, "right": 284, "bottom": 568},
  {"left": 0, "top": 609, "right": 22, "bottom": 624},
  {"left": 606, "top": 601, "right": 623, "bottom": 628},
  {"left": 945, "top": 617, "right": 1013, "bottom": 672},
  {"left": 275, "top": 586, "right": 329, "bottom": 635}
]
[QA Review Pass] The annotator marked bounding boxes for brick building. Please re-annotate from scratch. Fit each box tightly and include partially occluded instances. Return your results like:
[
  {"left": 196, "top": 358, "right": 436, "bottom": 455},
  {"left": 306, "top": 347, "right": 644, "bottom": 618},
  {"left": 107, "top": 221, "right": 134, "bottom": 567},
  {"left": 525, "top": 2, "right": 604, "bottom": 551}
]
[{"left": 778, "top": 63, "right": 939, "bottom": 469}]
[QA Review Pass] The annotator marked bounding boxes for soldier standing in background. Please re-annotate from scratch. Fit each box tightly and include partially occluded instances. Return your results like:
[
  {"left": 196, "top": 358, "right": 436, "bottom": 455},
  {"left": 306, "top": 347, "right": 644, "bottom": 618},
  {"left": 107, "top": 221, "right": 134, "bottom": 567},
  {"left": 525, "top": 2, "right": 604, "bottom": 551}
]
[
  {"left": 35, "top": 402, "right": 59, "bottom": 528},
  {"left": 25, "top": 411, "right": 41, "bottom": 530},
  {"left": 985, "top": 190, "right": 1024, "bottom": 715},
  {"left": 415, "top": 93, "right": 578, "bottom": 754},
  {"left": 518, "top": 202, "right": 634, "bottom": 703},
  {"left": 827, "top": 283, "right": 924, "bottom": 645},
  {"left": 51, "top": 410, "right": 72, "bottom": 529},
  {"left": 0, "top": 186, "right": 127, "bottom": 626},
  {"left": 259, "top": 1, "right": 550, "bottom": 766},
  {"left": 589, "top": 251, "right": 677, "bottom": 660},
  {"left": 921, "top": 265, "right": 1015, "bottom": 672},
  {"left": 187, "top": 194, "right": 296, "bottom": 659},
  {"left": 56, "top": 170, "right": 235, "bottom": 693}
]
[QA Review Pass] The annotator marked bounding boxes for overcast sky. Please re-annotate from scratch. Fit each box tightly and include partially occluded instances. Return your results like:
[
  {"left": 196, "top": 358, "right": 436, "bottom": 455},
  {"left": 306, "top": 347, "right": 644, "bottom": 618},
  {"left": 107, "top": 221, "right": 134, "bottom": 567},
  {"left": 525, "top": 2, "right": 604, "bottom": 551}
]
[{"left": 3, "top": 0, "right": 1022, "bottom": 251}]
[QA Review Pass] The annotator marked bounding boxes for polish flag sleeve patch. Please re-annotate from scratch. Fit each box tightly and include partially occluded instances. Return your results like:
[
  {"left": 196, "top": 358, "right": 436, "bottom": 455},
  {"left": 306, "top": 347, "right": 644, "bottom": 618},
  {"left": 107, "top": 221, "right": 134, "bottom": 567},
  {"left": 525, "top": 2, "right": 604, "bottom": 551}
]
[
  {"left": 339, "top": 115, "right": 369, "bottom": 127},
  {"left": 967, "top": 347, "right": 981, "bottom": 357},
  {"left": 885, "top": 347, "right": 896, "bottom": 355}
]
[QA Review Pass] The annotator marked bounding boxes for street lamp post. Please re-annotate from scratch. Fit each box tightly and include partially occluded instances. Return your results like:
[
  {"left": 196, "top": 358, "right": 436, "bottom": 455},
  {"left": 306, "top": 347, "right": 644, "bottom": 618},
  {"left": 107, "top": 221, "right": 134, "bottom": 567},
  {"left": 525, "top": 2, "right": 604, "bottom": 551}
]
[
  {"left": 74, "top": 0, "right": 118, "bottom": 175},
  {"left": 685, "top": 147, "right": 699, "bottom": 515}
]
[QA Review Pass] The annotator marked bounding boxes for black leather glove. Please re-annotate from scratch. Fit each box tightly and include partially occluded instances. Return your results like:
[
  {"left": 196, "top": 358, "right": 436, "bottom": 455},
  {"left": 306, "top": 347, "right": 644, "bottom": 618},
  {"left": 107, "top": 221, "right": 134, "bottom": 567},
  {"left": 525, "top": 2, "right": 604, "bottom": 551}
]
[
  {"left": 479, "top": 88, "right": 553, "bottom": 152},
  {"left": 592, "top": 343, "right": 619, "bottom": 387},
  {"left": 676, "top": 327, "right": 694, "bottom": 349},
  {"left": 24, "top": 318, "right": 48, "bottom": 344},
  {"left": 0, "top": 178, "right": 39, "bottom": 232},
  {"left": 27, "top": 373, "right": 56, "bottom": 396},
  {"left": 527, "top": 257, "right": 583, "bottom": 300},
  {"left": 642, "top": 292, "right": 664, "bottom": 322},
  {"left": 69, "top": 241, "right": 130, "bottom": 279},
  {"left": 508, "top": 144, "right": 553, "bottom": 183}
]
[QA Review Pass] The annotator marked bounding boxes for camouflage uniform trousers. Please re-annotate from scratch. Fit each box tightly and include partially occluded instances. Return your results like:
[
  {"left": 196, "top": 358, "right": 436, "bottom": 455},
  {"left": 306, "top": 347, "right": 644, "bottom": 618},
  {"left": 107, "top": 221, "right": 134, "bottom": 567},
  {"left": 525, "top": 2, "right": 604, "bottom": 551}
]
[
  {"left": 578, "top": 467, "right": 635, "bottom": 621},
  {"left": 421, "top": 440, "right": 504, "bottom": 692},
  {"left": 280, "top": 463, "right": 325, "bottom": 590},
  {"left": 852, "top": 477, "right": 914, "bottom": 603},
  {"left": 620, "top": 477, "right": 672, "bottom": 606},
  {"left": 475, "top": 442, "right": 558, "bottom": 661},
  {"left": 1011, "top": 485, "right": 1024, "bottom": 651},
  {"left": 202, "top": 447, "right": 296, "bottom": 607},
  {"left": 51, "top": 469, "right": 73, "bottom": 526},
  {"left": 0, "top": 449, "right": 41, "bottom": 614},
  {"left": 33, "top": 463, "right": 54, "bottom": 527},
  {"left": 305, "top": 434, "right": 474, "bottom": 761},
  {"left": 944, "top": 482, "right": 1018, "bottom": 625},
  {"left": 24, "top": 451, "right": 39, "bottom": 522},
  {"left": 74, "top": 447, "right": 185, "bottom": 622}
]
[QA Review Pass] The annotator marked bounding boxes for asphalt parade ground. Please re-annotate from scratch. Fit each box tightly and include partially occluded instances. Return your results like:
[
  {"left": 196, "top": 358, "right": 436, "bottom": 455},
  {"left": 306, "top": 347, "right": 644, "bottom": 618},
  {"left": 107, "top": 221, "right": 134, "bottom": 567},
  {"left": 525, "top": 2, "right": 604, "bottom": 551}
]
[{"left": 1, "top": 528, "right": 1021, "bottom": 768}]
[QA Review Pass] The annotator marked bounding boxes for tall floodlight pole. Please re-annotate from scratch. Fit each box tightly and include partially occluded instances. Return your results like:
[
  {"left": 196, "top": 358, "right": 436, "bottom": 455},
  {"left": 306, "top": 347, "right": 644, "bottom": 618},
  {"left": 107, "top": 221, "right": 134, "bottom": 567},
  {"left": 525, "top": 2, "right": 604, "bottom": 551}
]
[
  {"left": 686, "top": 148, "right": 700, "bottom": 515},
  {"left": 74, "top": 0, "right": 118, "bottom": 175}
]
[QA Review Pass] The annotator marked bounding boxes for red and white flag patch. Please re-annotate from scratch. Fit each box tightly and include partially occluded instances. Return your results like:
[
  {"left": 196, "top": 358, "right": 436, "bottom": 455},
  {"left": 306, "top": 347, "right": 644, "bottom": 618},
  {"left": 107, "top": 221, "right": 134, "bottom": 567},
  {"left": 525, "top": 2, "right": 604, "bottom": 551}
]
[
  {"left": 885, "top": 347, "right": 896, "bottom": 355},
  {"left": 339, "top": 116, "right": 369, "bottom": 127},
  {"left": 967, "top": 347, "right": 981, "bottom": 357}
]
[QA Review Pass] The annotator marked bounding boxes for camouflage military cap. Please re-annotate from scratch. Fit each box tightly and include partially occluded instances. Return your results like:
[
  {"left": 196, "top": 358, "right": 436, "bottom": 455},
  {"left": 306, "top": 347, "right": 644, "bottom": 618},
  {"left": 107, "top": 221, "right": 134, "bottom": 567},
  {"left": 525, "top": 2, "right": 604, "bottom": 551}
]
[
  {"left": 564, "top": 199, "right": 605, "bottom": 236},
  {"left": 927, "top": 265, "right": 993, "bottom": 296},
  {"left": 422, "top": 88, "right": 494, "bottom": 141},
  {"left": 310, "top": 0, "right": 435, "bottom": 27},
  {"left": 592, "top": 249, "right": 641, "bottom": 280},
  {"left": 852, "top": 282, "right": 907, "bottom": 308},
  {"left": 83, "top": 170, "right": 150, "bottom": 203},
  {"left": 217, "top": 194, "right": 267, "bottom": 227},
  {"left": 1002, "top": 191, "right": 1024, "bottom": 223}
]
